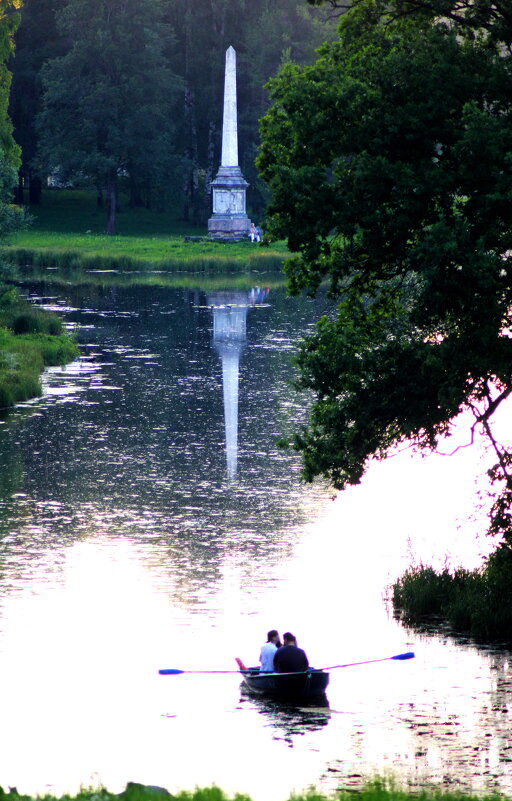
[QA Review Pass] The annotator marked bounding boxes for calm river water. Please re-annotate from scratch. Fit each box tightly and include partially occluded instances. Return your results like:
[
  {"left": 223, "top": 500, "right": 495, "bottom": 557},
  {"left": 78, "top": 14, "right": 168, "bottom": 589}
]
[{"left": 0, "top": 277, "right": 511, "bottom": 801}]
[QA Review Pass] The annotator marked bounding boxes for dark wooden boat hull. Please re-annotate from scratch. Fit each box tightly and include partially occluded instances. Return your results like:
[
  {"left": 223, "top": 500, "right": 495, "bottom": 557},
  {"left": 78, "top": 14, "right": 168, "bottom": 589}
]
[{"left": 240, "top": 667, "right": 329, "bottom": 700}]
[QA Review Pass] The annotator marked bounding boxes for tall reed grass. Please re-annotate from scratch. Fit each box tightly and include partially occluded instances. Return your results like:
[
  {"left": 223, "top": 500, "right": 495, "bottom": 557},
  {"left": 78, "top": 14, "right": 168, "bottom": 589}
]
[{"left": 392, "top": 545, "right": 512, "bottom": 642}]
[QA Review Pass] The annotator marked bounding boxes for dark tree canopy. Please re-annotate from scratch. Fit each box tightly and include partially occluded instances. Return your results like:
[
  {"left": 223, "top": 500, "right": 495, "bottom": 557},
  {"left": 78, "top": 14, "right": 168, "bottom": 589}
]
[
  {"left": 307, "top": 0, "right": 512, "bottom": 47},
  {"left": 258, "top": 0, "right": 512, "bottom": 539}
]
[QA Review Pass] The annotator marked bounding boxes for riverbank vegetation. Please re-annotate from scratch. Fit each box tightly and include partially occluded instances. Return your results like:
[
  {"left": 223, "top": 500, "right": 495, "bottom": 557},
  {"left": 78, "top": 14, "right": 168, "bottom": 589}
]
[
  {"left": 392, "top": 544, "right": 512, "bottom": 643},
  {"left": 0, "top": 283, "right": 78, "bottom": 409},
  {"left": 1, "top": 783, "right": 510, "bottom": 801}
]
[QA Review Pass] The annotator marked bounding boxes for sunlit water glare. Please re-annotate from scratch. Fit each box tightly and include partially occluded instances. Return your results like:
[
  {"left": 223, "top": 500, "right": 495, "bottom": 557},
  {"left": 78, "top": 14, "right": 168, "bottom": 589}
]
[{"left": 0, "top": 280, "right": 510, "bottom": 801}]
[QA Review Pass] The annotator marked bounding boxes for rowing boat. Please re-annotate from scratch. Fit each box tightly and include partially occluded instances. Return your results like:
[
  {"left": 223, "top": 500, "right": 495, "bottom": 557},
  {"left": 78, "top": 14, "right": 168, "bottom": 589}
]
[{"left": 238, "top": 665, "right": 330, "bottom": 701}]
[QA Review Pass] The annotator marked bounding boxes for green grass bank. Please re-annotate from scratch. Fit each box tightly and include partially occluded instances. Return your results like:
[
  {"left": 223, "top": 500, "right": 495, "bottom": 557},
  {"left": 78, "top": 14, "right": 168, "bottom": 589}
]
[
  {"left": 0, "top": 783, "right": 509, "bottom": 801},
  {"left": 0, "top": 190, "right": 288, "bottom": 274},
  {"left": 0, "top": 283, "right": 78, "bottom": 410},
  {"left": 392, "top": 544, "right": 512, "bottom": 643}
]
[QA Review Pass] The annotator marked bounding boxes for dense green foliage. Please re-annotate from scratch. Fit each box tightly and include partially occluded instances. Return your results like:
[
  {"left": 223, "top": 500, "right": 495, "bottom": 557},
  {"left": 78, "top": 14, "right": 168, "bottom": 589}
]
[
  {"left": 0, "top": 0, "right": 22, "bottom": 165},
  {"left": 393, "top": 545, "right": 512, "bottom": 642},
  {"left": 0, "top": 0, "right": 24, "bottom": 240},
  {"left": 9, "top": 0, "right": 336, "bottom": 226},
  {"left": 37, "top": 0, "right": 183, "bottom": 234},
  {"left": 0, "top": 155, "right": 24, "bottom": 238},
  {"left": 258, "top": 0, "right": 512, "bottom": 540}
]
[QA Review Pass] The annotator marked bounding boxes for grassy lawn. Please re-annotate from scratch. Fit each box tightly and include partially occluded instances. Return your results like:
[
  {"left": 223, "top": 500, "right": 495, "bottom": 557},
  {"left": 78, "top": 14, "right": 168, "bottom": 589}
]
[{"left": 0, "top": 190, "right": 288, "bottom": 273}]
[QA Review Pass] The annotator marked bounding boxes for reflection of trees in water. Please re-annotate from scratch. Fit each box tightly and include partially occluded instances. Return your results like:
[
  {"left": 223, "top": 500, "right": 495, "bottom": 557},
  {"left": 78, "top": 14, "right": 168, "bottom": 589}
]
[{"left": 0, "top": 282, "right": 329, "bottom": 605}]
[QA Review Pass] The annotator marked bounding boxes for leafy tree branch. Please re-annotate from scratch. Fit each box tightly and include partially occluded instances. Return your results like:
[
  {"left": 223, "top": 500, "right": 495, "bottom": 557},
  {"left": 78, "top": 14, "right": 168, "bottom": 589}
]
[{"left": 258, "top": 0, "right": 512, "bottom": 538}]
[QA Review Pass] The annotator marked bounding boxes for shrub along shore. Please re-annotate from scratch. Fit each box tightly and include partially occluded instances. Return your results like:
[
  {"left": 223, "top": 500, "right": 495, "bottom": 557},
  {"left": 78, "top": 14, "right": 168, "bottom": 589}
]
[
  {"left": 0, "top": 783, "right": 509, "bottom": 801},
  {"left": 392, "top": 543, "right": 512, "bottom": 643}
]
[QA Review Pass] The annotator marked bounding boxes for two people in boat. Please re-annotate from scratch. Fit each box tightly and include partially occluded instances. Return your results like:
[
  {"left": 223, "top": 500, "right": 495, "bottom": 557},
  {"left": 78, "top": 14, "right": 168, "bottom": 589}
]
[{"left": 259, "top": 630, "right": 309, "bottom": 673}]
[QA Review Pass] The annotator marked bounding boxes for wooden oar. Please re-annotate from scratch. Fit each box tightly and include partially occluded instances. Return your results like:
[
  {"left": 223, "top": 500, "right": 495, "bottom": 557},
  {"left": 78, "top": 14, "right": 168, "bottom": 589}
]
[{"left": 158, "top": 651, "right": 414, "bottom": 675}]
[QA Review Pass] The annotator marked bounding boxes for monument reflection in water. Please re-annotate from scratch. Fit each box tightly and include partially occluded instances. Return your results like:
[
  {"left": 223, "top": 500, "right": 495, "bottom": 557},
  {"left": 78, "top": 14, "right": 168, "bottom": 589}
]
[{"left": 208, "top": 288, "right": 269, "bottom": 482}]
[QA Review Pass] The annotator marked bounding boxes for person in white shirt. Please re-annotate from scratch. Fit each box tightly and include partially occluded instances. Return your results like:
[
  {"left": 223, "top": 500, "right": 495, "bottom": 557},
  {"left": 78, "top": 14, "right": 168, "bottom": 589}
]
[{"left": 259, "top": 629, "right": 281, "bottom": 672}]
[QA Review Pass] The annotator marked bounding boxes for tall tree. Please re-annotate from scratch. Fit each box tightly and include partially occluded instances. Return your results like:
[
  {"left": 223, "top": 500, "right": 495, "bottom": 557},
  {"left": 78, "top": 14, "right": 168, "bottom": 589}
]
[
  {"left": 37, "top": 0, "right": 182, "bottom": 233},
  {"left": 0, "top": 0, "right": 21, "bottom": 166},
  {"left": 258, "top": 0, "right": 512, "bottom": 539},
  {"left": 9, "top": 0, "right": 67, "bottom": 204},
  {"left": 0, "top": 0, "right": 24, "bottom": 238}
]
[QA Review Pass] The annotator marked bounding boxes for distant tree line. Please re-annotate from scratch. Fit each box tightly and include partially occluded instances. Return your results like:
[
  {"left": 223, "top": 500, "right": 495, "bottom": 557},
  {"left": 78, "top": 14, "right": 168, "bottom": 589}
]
[{"left": 7, "top": 0, "right": 336, "bottom": 232}]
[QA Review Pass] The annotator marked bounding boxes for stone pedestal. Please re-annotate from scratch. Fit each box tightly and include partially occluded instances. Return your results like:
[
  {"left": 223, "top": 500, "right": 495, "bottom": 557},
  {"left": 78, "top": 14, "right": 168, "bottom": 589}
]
[{"left": 209, "top": 166, "right": 250, "bottom": 240}]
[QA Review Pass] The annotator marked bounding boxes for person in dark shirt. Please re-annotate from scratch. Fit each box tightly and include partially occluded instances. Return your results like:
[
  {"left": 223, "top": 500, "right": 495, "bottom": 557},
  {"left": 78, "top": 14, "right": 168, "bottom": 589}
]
[{"left": 273, "top": 632, "right": 309, "bottom": 673}]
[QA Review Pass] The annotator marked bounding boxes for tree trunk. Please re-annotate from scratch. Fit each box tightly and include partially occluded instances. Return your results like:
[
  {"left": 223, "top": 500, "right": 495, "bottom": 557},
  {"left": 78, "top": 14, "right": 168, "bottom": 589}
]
[
  {"left": 128, "top": 166, "right": 144, "bottom": 208},
  {"left": 14, "top": 172, "right": 24, "bottom": 205},
  {"left": 105, "top": 179, "right": 117, "bottom": 235},
  {"left": 181, "top": 85, "right": 199, "bottom": 222},
  {"left": 204, "top": 118, "right": 216, "bottom": 213},
  {"left": 28, "top": 173, "right": 42, "bottom": 205}
]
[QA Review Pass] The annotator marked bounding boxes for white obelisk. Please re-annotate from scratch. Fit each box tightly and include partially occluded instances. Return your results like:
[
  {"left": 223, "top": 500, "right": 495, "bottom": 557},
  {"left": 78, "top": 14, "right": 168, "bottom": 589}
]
[
  {"left": 221, "top": 47, "right": 238, "bottom": 168},
  {"left": 208, "top": 47, "right": 251, "bottom": 240}
]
